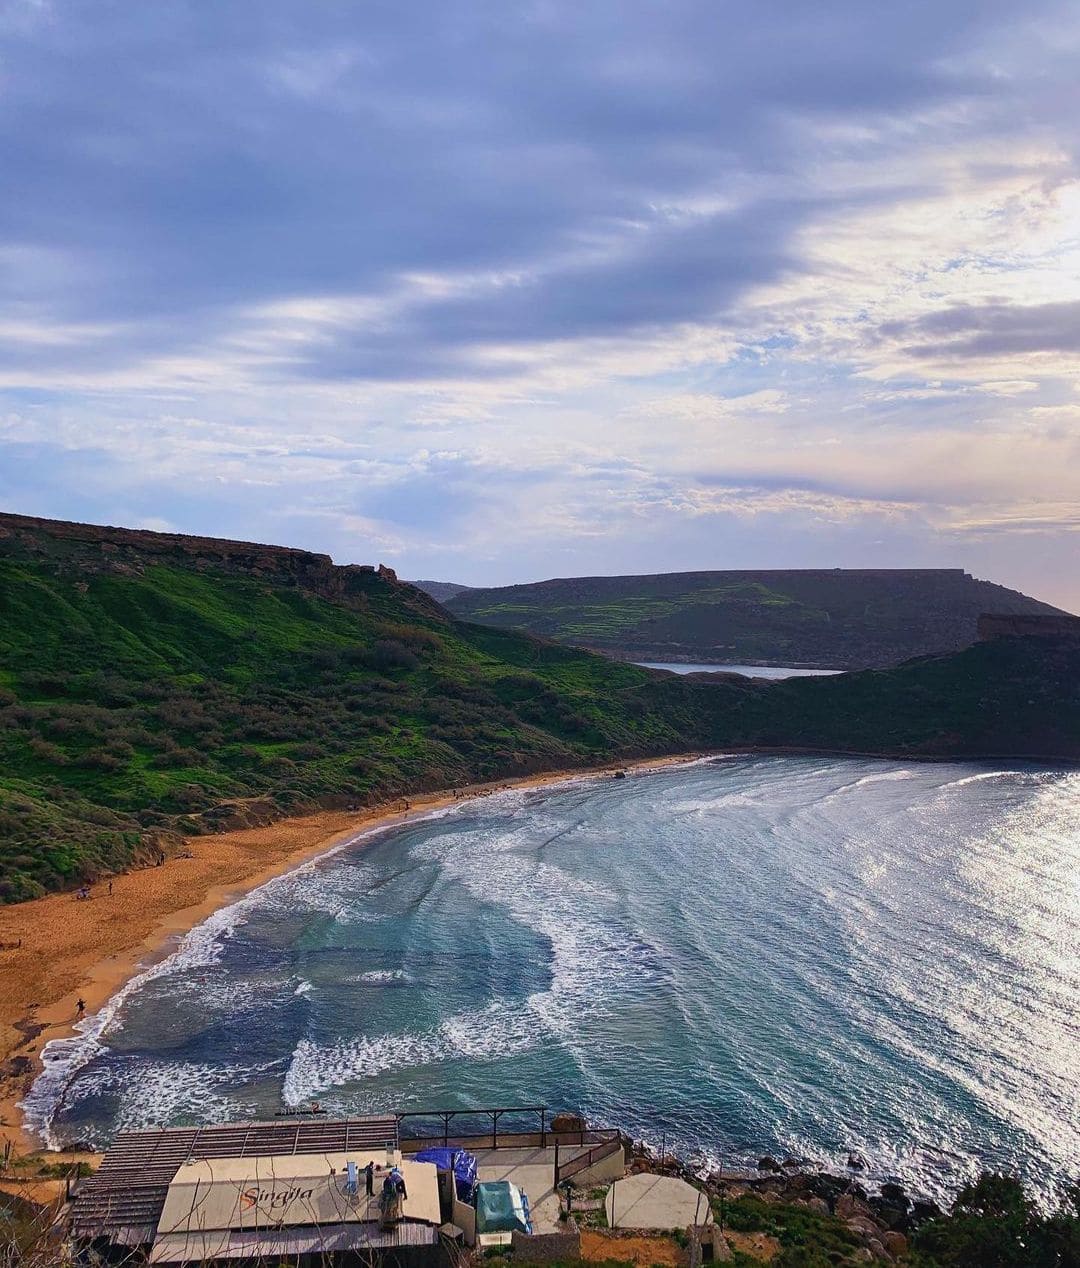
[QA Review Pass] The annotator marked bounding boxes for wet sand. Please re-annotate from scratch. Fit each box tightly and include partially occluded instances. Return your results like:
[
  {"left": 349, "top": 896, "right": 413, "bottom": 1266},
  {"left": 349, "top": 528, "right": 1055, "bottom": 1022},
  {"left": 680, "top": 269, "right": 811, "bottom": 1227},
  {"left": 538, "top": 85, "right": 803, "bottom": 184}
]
[{"left": 0, "top": 753, "right": 701, "bottom": 1155}]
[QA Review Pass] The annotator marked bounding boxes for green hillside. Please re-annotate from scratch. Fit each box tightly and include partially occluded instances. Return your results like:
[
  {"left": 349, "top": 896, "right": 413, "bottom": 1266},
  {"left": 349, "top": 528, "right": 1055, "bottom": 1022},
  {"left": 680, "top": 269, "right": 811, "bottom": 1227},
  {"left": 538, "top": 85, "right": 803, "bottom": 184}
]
[
  {"left": 1, "top": 513, "right": 1077, "bottom": 903},
  {"left": 0, "top": 513, "right": 753, "bottom": 901},
  {"left": 443, "top": 569, "right": 1065, "bottom": 668}
]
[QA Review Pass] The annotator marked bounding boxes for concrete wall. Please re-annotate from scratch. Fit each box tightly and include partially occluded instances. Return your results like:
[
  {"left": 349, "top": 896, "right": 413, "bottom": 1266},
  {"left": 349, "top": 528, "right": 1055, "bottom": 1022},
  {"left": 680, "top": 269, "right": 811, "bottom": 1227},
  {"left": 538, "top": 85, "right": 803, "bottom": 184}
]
[
  {"left": 566, "top": 1147, "right": 625, "bottom": 1186},
  {"left": 452, "top": 1187, "right": 476, "bottom": 1246}
]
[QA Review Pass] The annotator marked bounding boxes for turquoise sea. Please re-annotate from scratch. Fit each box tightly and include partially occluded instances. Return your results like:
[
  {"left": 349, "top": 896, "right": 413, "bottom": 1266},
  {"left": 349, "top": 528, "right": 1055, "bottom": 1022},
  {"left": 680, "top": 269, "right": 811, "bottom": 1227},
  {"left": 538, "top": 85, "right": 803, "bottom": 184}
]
[{"left": 26, "top": 756, "right": 1079, "bottom": 1205}]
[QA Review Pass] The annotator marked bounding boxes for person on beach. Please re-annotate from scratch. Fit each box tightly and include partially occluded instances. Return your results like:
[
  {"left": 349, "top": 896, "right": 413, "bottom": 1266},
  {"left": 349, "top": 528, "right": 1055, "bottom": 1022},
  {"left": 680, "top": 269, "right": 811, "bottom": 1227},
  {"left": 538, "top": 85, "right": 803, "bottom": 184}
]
[
  {"left": 108, "top": 880, "right": 113, "bottom": 896},
  {"left": 76, "top": 998, "right": 86, "bottom": 1018}
]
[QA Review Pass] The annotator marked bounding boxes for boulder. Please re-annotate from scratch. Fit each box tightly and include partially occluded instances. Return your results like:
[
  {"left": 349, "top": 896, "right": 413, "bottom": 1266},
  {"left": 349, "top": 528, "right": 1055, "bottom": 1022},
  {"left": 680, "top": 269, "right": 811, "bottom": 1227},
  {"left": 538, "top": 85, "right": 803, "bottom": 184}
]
[
  {"left": 884, "top": 1231, "right": 909, "bottom": 1257},
  {"left": 880, "top": 1182, "right": 908, "bottom": 1206},
  {"left": 805, "top": 1197, "right": 830, "bottom": 1217},
  {"left": 550, "top": 1111, "right": 587, "bottom": 1135},
  {"left": 866, "top": 1238, "right": 889, "bottom": 1260},
  {"left": 836, "top": 1194, "right": 876, "bottom": 1222},
  {"left": 910, "top": 1199, "right": 943, "bottom": 1226},
  {"left": 757, "top": 1156, "right": 781, "bottom": 1172},
  {"left": 846, "top": 1216, "right": 883, "bottom": 1243},
  {"left": 805, "top": 1173, "right": 850, "bottom": 1205},
  {"left": 868, "top": 1202, "right": 908, "bottom": 1231}
]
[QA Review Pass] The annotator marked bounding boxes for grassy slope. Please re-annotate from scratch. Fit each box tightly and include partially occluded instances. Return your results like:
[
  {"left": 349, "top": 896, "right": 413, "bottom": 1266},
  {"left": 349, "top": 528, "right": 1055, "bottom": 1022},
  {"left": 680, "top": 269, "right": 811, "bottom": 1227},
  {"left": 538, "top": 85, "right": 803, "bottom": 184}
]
[
  {"left": 0, "top": 555, "right": 751, "bottom": 900},
  {"left": 1, "top": 521, "right": 1077, "bottom": 903},
  {"left": 447, "top": 570, "right": 1065, "bottom": 668}
]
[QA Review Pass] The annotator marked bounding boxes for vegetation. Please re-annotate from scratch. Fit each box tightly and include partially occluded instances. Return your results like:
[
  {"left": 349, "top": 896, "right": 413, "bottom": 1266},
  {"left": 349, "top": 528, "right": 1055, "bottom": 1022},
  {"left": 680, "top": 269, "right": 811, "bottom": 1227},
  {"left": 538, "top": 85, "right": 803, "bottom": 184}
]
[
  {"left": 1, "top": 513, "right": 1077, "bottom": 902},
  {"left": 911, "top": 1174, "right": 1080, "bottom": 1267},
  {"left": 0, "top": 518, "right": 753, "bottom": 901},
  {"left": 441, "top": 569, "right": 1065, "bottom": 669}
]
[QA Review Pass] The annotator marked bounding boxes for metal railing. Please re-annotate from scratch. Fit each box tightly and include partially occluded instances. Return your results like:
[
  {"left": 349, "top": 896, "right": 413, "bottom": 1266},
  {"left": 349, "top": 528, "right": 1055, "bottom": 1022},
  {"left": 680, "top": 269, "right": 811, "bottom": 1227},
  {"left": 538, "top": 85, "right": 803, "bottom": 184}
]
[
  {"left": 396, "top": 1105, "right": 550, "bottom": 1150},
  {"left": 554, "top": 1131, "right": 624, "bottom": 1185}
]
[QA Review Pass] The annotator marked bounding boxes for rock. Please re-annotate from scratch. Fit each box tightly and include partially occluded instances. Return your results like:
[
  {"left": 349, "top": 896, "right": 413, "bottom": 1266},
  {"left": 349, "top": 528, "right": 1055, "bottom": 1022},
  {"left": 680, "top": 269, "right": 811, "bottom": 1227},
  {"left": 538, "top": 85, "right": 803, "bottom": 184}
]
[
  {"left": 868, "top": 1201, "right": 907, "bottom": 1231},
  {"left": 757, "top": 1156, "right": 781, "bottom": 1172},
  {"left": 836, "top": 1194, "right": 876, "bottom": 1222},
  {"left": 550, "top": 1111, "right": 587, "bottom": 1135},
  {"left": 910, "top": 1199, "right": 943, "bottom": 1226},
  {"left": 805, "top": 1173, "right": 849, "bottom": 1205},
  {"left": 880, "top": 1182, "right": 908, "bottom": 1206},
  {"left": 806, "top": 1197, "right": 830, "bottom": 1217},
  {"left": 884, "top": 1231, "right": 909, "bottom": 1257},
  {"left": 846, "top": 1216, "right": 883, "bottom": 1243},
  {"left": 866, "top": 1238, "right": 889, "bottom": 1260},
  {"left": 847, "top": 1152, "right": 868, "bottom": 1170}
]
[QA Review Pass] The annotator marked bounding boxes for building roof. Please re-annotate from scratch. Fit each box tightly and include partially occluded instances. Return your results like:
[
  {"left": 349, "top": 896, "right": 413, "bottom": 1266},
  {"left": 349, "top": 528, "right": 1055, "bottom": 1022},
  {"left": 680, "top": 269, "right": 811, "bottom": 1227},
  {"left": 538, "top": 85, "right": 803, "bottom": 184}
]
[
  {"left": 70, "top": 1116, "right": 400, "bottom": 1244},
  {"left": 149, "top": 1219, "right": 437, "bottom": 1264},
  {"left": 158, "top": 1152, "right": 441, "bottom": 1234}
]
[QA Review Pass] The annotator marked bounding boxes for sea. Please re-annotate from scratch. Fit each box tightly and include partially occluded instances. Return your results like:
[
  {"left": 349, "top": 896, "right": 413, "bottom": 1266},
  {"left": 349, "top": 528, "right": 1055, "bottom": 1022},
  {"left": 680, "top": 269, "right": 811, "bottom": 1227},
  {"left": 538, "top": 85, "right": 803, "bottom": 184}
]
[
  {"left": 24, "top": 756, "right": 1079, "bottom": 1207},
  {"left": 637, "top": 662, "right": 842, "bottom": 679}
]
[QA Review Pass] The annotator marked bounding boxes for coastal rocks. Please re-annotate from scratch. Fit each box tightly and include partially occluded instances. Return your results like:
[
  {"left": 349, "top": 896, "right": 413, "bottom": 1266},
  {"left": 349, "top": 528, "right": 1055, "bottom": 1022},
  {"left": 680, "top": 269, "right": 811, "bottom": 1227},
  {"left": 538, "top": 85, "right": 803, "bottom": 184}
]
[
  {"left": 757, "top": 1156, "right": 781, "bottom": 1172},
  {"left": 836, "top": 1193, "right": 876, "bottom": 1222},
  {"left": 551, "top": 1111, "right": 587, "bottom": 1135},
  {"left": 883, "top": 1231, "right": 909, "bottom": 1257}
]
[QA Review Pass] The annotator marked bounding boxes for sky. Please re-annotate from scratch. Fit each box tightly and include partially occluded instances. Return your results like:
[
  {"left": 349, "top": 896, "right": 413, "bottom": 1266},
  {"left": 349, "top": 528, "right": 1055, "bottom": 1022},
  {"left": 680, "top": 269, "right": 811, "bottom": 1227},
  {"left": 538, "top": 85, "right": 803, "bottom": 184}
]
[{"left": 1, "top": 1, "right": 1078, "bottom": 611}]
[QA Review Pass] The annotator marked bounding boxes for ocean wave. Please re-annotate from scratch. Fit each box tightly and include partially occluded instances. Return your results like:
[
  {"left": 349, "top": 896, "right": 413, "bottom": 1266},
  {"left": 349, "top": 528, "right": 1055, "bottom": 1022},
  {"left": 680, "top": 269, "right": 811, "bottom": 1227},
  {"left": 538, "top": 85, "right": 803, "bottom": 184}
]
[
  {"left": 22, "top": 812, "right": 416, "bottom": 1148},
  {"left": 937, "top": 770, "right": 1023, "bottom": 790},
  {"left": 281, "top": 1002, "right": 536, "bottom": 1105}
]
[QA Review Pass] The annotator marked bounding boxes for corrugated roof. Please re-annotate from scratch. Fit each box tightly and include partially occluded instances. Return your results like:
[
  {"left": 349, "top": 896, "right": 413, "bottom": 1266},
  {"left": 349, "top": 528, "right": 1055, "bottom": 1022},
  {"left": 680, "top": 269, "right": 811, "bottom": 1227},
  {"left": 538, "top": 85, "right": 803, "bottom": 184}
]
[{"left": 71, "top": 1116, "right": 399, "bottom": 1241}]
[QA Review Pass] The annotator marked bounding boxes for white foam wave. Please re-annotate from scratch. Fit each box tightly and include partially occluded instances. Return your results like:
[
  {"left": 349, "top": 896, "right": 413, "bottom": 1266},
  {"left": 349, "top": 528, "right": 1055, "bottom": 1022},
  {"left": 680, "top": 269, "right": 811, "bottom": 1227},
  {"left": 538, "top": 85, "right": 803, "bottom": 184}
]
[
  {"left": 281, "top": 1002, "right": 535, "bottom": 1105},
  {"left": 939, "top": 770, "right": 1023, "bottom": 790},
  {"left": 353, "top": 970, "right": 411, "bottom": 984},
  {"left": 668, "top": 791, "right": 759, "bottom": 814},
  {"left": 21, "top": 812, "right": 425, "bottom": 1149}
]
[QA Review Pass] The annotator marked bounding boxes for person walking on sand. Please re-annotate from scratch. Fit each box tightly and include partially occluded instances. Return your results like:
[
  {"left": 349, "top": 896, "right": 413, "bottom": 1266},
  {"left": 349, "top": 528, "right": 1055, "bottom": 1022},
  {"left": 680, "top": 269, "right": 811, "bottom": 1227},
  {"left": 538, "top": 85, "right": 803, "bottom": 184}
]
[
  {"left": 108, "top": 880, "right": 113, "bottom": 896},
  {"left": 76, "top": 998, "right": 86, "bottom": 1018}
]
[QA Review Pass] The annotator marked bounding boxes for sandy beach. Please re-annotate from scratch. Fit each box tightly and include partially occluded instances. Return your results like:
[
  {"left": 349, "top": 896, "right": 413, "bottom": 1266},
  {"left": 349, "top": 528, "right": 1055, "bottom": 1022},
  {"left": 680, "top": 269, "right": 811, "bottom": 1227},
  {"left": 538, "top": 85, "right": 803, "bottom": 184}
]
[{"left": 0, "top": 753, "right": 701, "bottom": 1157}]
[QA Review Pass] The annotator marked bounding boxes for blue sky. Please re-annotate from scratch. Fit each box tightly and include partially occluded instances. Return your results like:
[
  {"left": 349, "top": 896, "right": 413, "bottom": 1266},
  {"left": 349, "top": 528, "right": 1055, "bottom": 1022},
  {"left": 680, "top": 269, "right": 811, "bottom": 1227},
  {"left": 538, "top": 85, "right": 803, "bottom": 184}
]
[{"left": 1, "top": 1, "right": 1078, "bottom": 610}]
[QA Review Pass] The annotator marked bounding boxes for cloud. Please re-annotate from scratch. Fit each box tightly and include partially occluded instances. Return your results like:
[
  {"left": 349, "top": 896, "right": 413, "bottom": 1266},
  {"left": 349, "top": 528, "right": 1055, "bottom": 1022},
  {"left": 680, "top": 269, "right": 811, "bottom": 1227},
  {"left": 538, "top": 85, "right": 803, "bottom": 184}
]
[
  {"left": 882, "top": 300, "right": 1080, "bottom": 358},
  {"left": 1, "top": 1, "right": 1079, "bottom": 612}
]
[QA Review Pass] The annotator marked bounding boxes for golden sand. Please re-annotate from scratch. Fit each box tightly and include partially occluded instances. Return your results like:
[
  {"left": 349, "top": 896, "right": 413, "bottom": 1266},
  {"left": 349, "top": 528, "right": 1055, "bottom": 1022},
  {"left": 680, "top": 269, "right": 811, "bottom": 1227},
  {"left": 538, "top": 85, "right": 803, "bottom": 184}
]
[{"left": 0, "top": 754, "right": 700, "bottom": 1156}]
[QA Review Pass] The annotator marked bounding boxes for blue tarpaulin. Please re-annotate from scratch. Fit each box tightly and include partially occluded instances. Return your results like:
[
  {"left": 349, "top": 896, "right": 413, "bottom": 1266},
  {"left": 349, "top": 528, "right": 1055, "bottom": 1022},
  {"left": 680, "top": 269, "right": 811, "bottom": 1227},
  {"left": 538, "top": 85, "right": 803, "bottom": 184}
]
[{"left": 411, "top": 1148, "right": 478, "bottom": 1202}]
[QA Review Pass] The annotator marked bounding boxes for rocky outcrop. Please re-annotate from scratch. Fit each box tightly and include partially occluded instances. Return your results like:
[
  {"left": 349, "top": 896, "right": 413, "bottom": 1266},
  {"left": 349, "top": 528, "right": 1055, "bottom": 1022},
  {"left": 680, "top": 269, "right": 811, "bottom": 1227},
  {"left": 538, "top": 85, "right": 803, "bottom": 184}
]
[
  {"left": 978, "top": 612, "right": 1080, "bottom": 641},
  {"left": 0, "top": 511, "right": 446, "bottom": 620}
]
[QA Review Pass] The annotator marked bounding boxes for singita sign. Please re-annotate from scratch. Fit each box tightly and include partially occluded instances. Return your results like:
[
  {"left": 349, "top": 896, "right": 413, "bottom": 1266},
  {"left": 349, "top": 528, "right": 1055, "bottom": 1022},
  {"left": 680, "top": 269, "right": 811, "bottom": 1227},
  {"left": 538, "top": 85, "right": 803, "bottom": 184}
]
[{"left": 156, "top": 1152, "right": 440, "bottom": 1234}]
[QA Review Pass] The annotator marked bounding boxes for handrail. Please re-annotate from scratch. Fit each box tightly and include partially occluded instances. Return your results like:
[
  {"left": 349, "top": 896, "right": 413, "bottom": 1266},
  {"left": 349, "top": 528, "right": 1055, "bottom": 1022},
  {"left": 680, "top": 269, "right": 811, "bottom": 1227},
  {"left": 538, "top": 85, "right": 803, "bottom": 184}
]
[{"left": 555, "top": 1135, "right": 623, "bottom": 1185}]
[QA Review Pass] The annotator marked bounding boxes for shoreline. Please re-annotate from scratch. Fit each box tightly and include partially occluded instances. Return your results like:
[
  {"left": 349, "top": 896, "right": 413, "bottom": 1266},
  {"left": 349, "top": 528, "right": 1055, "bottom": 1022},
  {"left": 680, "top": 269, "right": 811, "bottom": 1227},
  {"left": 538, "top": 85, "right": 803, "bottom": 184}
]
[
  {"left": 0, "top": 751, "right": 703, "bottom": 1155},
  {"left": 3, "top": 744, "right": 1072, "bottom": 1157}
]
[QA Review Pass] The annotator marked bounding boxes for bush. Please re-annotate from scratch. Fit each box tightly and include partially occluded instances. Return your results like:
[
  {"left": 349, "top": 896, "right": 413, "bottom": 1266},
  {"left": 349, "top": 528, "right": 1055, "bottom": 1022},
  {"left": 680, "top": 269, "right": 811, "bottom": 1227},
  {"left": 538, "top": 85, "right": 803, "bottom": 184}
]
[
  {"left": 370, "top": 640, "right": 420, "bottom": 671},
  {"left": 913, "top": 1174, "right": 1080, "bottom": 1267}
]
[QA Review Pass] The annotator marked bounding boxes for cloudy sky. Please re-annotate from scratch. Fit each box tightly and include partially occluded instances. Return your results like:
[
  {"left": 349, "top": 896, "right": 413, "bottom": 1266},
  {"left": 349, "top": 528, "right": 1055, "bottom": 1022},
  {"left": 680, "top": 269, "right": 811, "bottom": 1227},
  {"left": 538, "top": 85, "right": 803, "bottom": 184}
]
[{"left": 2, "top": 1, "right": 1078, "bottom": 609}]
